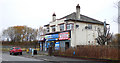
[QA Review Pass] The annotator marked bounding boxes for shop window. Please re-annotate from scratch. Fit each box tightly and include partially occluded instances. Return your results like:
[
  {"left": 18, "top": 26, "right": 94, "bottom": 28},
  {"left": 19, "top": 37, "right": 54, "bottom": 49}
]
[
  {"left": 67, "top": 24, "right": 73, "bottom": 30},
  {"left": 60, "top": 24, "right": 64, "bottom": 31}
]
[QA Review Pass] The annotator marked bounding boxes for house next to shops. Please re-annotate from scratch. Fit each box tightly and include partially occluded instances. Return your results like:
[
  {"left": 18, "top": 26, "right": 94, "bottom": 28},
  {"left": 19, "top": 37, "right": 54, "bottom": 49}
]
[{"left": 39, "top": 4, "right": 106, "bottom": 51}]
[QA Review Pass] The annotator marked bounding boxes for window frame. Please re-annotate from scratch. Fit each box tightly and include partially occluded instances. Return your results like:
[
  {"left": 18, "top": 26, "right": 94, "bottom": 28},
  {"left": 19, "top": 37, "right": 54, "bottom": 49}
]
[
  {"left": 66, "top": 23, "right": 74, "bottom": 30},
  {"left": 46, "top": 27, "right": 49, "bottom": 32},
  {"left": 51, "top": 25, "right": 56, "bottom": 32},
  {"left": 88, "top": 24, "right": 92, "bottom": 29},
  {"left": 59, "top": 24, "right": 64, "bottom": 31}
]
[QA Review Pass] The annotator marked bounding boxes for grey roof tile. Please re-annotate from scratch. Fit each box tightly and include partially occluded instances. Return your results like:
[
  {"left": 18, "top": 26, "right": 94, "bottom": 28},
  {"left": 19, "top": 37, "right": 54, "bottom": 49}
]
[{"left": 57, "top": 12, "right": 104, "bottom": 24}]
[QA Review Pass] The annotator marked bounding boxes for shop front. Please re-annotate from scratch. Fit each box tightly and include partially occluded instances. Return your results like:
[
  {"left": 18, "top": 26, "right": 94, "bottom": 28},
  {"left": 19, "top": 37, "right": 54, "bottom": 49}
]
[
  {"left": 58, "top": 32, "right": 71, "bottom": 51},
  {"left": 45, "top": 34, "right": 59, "bottom": 51},
  {"left": 39, "top": 35, "right": 46, "bottom": 51},
  {"left": 45, "top": 30, "right": 71, "bottom": 51}
]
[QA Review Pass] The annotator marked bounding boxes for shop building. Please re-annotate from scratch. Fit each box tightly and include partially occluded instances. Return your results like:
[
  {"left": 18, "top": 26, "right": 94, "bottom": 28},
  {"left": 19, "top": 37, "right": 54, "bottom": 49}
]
[{"left": 41, "top": 4, "right": 106, "bottom": 51}]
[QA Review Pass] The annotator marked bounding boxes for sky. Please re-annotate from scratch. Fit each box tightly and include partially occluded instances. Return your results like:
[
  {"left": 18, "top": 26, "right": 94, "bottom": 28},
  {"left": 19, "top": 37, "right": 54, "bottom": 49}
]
[{"left": 0, "top": 0, "right": 119, "bottom": 37}]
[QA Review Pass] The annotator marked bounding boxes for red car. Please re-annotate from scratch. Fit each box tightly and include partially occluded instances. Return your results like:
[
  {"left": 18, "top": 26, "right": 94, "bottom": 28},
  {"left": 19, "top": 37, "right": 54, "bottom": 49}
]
[{"left": 9, "top": 47, "right": 22, "bottom": 55}]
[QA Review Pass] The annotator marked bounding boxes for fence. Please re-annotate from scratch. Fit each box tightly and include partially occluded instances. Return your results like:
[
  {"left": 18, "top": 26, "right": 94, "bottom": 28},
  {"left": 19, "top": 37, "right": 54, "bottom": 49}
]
[{"left": 54, "top": 45, "right": 120, "bottom": 60}]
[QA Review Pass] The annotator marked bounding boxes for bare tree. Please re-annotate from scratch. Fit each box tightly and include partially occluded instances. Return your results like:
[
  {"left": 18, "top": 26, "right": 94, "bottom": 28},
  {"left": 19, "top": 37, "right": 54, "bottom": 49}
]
[
  {"left": 37, "top": 26, "right": 47, "bottom": 40},
  {"left": 7, "top": 27, "right": 15, "bottom": 42},
  {"left": 96, "top": 21, "right": 112, "bottom": 45},
  {"left": 2, "top": 26, "right": 38, "bottom": 42}
]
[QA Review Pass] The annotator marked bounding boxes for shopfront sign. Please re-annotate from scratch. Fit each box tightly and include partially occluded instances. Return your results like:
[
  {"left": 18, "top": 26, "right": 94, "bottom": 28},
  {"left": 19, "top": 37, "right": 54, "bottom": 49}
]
[
  {"left": 59, "top": 32, "right": 70, "bottom": 40},
  {"left": 45, "top": 34, "right": 59, "bottom": 39},
  {"left": 46, "top": 38, "right": 58, "bottom": 41}
]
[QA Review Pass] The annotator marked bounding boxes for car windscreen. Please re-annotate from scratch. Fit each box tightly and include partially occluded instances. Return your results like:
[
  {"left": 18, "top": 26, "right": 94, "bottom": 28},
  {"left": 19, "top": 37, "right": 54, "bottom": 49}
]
[
  {"left": 15, "top": 48, "right": 20, "bottom": 49},
  {"left": 10, "top": 48, "right": 13, "bottom": 50}
]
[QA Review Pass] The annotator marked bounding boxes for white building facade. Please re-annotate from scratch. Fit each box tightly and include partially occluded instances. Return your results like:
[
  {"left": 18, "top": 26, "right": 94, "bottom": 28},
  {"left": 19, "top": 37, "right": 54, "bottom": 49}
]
[{"left": 41, "top": 4, "right": 105, "bottom": 51}]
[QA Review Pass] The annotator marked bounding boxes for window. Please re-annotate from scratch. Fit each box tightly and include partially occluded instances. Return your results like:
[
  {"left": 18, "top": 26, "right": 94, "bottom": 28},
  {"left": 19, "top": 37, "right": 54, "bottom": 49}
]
[
  {"left": 60, "top": 24, "right": 64, "bottom": 31},
  {"left": 95, "top": 26, "right": 97, "bottom": 31},
  {"left": 51, "top": 26, "right": 55, "bottom": 32},
  {"left": 76, "top": 25, "right": 79, "bottom": 28},
  {"left": 15, "top": 48, "right": 20, "bottom": 49},
  {"left": 10, "top": 48, "right": 13, "bottom": 50},
  {"left": 47, "top": 27, "right": 49, "bottom": 32},
  {"left": 88, "top": 24, "right": 92, "bottom": 29},
  {"left": 67, "top": 24, "right": 73, "bottom": 30}
]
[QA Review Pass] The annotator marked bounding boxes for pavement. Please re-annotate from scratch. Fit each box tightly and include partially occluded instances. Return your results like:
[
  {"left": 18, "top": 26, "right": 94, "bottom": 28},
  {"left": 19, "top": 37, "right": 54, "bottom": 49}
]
[{"left": 22, "top": 51, "right": 88, "bottom": 61}]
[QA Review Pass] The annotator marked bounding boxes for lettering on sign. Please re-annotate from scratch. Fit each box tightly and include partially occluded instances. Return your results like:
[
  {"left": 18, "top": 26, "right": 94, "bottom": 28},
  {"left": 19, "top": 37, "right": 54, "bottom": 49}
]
[{"left": 59, "top": 32, "right": 69, "bottom": 40}]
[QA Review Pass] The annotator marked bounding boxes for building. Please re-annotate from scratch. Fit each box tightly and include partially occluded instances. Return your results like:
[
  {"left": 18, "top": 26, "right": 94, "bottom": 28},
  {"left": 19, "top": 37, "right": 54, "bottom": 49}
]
[{"left": 40, "top": 4, "right": 105, "bottom": 51}]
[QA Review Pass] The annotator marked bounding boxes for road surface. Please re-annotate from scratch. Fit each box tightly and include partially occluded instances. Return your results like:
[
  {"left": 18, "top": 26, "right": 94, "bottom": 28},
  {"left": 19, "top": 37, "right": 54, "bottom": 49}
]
[
  {"left": 2, "top": 53, "right": 43, "bottom": 61},
  {"left": 1, "top": 51, "right": 115, "bottom": 63}
]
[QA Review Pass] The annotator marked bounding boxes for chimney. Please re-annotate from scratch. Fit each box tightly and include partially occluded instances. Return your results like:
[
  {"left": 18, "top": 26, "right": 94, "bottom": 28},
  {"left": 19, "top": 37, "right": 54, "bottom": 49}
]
[
  {"left": 76, "top": 4, "right": 80, "bottom": 20},
  {"left": 52, "top": 13, "right": 56, "bottom": 22}
]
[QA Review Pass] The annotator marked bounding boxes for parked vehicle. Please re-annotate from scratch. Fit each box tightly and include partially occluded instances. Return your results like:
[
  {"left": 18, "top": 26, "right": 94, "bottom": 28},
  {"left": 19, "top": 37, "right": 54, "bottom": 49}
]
[{"left": 9, "top": 47, "right": 22, "bottom": 55}]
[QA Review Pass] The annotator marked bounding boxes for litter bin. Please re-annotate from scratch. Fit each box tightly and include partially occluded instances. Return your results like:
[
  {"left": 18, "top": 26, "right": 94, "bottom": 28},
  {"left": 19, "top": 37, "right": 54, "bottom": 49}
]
[{"left": 33, "top": 50, "right": 37, "bottom": 55}]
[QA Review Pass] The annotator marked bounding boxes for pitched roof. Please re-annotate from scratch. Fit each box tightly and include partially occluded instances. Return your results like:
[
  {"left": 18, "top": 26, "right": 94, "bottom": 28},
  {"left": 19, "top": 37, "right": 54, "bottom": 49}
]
[
  {"left": 44, "top": 24, "right": 49, "bottom": 27},
  {"left": 57, "top": 12, "right": 105, "bottom": 25}
]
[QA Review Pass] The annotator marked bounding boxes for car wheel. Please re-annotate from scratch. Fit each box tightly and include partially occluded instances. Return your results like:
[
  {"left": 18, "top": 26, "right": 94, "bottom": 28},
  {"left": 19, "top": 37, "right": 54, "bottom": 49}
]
[
  {"left": 12, "top": 52, "right": 14, "bottom": 55},
  {"left": 20, "top": 52, "right": 22, "bottom": 55}
]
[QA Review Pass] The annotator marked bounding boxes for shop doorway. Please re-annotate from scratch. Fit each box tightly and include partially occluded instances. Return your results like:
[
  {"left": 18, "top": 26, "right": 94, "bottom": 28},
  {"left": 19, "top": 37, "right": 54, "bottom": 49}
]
[{"left": 65, "top": 42, "right": 69, "bottom": 50}]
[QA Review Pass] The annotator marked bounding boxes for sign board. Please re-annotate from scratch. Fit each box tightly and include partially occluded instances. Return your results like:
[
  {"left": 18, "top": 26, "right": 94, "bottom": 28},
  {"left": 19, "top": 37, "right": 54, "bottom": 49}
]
[
  {"left": 46, "top": 38, "right": 58, "bottom": 41},
  {"left": 45, "top": 34, "right": 59, "bottom": 39},
  {"left": 59, "top": 32, "right": 70, "bottom": 40}
]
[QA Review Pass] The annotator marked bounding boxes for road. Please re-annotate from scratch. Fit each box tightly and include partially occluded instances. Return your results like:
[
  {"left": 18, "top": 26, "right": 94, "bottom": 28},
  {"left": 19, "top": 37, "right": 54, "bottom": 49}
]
[
  {"left": 2, "top": 53, "right": 43, "bottom": 61},
  {"left": 1, "top": 51, "right": 114, "bottom": 63}
]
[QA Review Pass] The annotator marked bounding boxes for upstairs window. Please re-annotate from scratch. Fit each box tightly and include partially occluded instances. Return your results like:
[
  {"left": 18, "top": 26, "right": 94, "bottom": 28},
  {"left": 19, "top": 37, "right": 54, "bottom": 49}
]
[
  {"left": 60, "top": 24, "right": 64, "bottom": 31},
  {"left": 51, "top": 26, "right": 55, "bottom": 32},
  {"left": 85, "top": 24, "right": 92, "bottom": 29},
  {"left": 67, "top": 24, "right": 73, "bottom": 30},
  {"left": 88, "top": 24, "right": 92, "bottom": 29},
  {"left": 46, "top": 27, "right": 49, "bottom": 32}
]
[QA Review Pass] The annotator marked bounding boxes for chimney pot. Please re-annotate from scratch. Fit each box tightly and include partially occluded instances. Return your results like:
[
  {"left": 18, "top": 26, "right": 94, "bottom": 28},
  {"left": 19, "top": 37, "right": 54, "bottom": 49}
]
[
  {"left": 52, "top": 13, "right": 56, "bottom": 22},
  {"left": 76, "top": 4, "right": 80, "bottom": 8},
  {"left": 53, "top": 13, "right": 56, "bottom": 16},
  {"left": 76, "top": 4, "right": 80, "bottom": 20}
]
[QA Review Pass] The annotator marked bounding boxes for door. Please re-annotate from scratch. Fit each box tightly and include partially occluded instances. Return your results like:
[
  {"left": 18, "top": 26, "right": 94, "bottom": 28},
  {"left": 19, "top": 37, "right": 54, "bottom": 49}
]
[{"left": 65, "top": 42, "right": 69, "bottom": 50}]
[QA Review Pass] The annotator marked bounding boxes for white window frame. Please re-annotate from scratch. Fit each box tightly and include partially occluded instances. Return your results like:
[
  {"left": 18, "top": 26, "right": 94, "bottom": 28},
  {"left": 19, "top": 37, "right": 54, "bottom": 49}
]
[
  {"left": 67, "top": 24, "right": 73, "bottom": 30},
  {"left": 60, "top": 24, "right": 64, "bottom": 31}
]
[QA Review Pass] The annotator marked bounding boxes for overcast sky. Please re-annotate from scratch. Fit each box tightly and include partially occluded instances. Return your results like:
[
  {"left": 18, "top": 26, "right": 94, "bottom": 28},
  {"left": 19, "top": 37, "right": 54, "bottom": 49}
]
[{"left": 0, "top": 0, "right": 119, "bottom": 35}]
